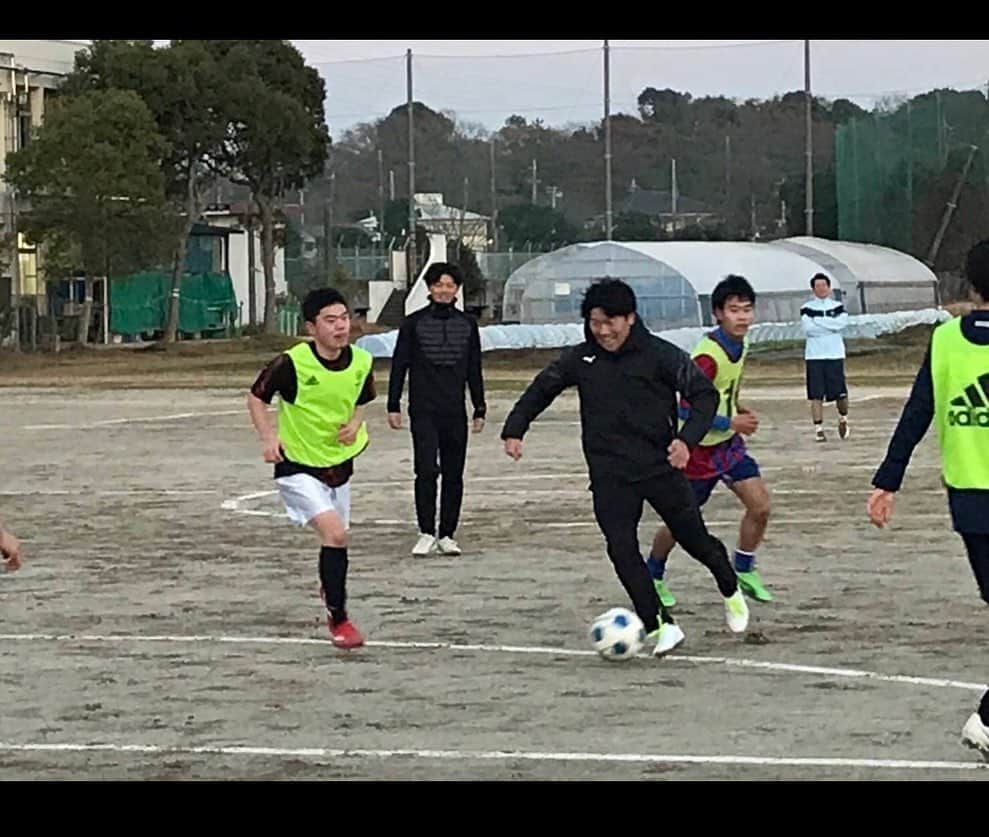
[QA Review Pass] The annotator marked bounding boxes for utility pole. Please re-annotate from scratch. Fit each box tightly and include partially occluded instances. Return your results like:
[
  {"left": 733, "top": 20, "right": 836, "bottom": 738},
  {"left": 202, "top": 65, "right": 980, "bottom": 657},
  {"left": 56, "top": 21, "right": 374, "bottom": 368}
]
[
  {"left": 927, "top": 144, "right": 979, "bottom": 275},
  {"left": 322, "top": 200, "right": 331, "bottom": 283},
  {"left": 377, "top": 148, "right": 385, "bottom": 242},
  {"left": 247, "top": 207, "right": 256, "bottom": 325},
  {"left": 804, "top": 39, "right": 814, "bottom": 237},
  {"left": 531, "top": 159, "right": 538, "bottom": 204},
  {"left": 9, "top": 193, "right": 20, "bottom": 349},
  {"left": 407, "top": 48, "right": 417, "bottom": 288},
  {"left": 604, "top": 39, "right": 613, "bottom": 240},
  {"left": 671, "top": 158, "right": 678, "bottom": 217},
  {"left": 328, "top": 171, "right": 336, "bottom": 280},
  {"left": 489, "top": 138, "right": 499, "bottom": 251},
  {"left": 724, "top": 135, "right": 732, "bottom": 210},
  {"left": 460, "top": 176, "right": 469, "bottom": 247},
  {"left": 936, "top": 90, "right": 945, "bottom": 167}
]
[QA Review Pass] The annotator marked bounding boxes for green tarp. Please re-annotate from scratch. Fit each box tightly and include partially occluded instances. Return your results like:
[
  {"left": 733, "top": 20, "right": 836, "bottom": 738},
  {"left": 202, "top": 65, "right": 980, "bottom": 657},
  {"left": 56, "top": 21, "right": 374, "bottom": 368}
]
[{"left": 110, "top": 271, "right": 238, "bottom": 335}]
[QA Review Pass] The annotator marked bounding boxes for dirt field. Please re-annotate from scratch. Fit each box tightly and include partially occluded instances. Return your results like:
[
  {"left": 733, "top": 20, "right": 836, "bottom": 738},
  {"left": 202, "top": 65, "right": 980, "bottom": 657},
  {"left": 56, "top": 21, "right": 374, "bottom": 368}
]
[{"left": 1, "top": 337, "right": 987, "bottom": 779}]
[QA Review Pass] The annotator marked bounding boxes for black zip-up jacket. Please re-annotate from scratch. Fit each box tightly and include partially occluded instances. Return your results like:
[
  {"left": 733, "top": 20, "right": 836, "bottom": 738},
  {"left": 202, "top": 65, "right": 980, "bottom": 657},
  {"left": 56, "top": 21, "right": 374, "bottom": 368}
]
[
  {"left": 501, "top": 318, "right": 719, "bottom": 483},
  {"left": 387, "top": 300, "right": 486, "bottom": 419}
]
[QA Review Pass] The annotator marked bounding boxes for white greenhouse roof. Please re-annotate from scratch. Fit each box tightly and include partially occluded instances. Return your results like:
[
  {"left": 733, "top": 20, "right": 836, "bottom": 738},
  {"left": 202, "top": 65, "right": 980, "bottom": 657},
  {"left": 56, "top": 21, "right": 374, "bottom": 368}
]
[
  {"left": 770, "top": 237, "right": 937, "bottom": 285},
  {"left": 507, "top": 241, "right": 834, "bottom": 296},
  {"left": 506, "top": 239, "right": 936, "bottom": 295}
]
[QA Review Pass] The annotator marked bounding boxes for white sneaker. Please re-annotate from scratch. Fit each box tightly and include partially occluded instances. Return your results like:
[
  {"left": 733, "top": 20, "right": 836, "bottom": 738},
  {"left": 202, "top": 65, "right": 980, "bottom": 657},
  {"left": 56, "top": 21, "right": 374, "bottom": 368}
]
[
  {"left": 436, "top": 536, "right": 462, "bottom": 556},
  {"left": 724, "top": 589, "right": 750, "bottom": 634},
  {"left": 838, "top": 417, "right": 850, "bottom": 440},
  {"left": 961, "top": 713, "right": 989, "bottom": 761},
  {"left": 815, "top": 427, "right": 827, "bottom": 443},
  {"left": 412, "top": 533, "right": 437, "bottom": 556},
  {"left": 652, "top": 622, "right": 685, "bottom": 658}
]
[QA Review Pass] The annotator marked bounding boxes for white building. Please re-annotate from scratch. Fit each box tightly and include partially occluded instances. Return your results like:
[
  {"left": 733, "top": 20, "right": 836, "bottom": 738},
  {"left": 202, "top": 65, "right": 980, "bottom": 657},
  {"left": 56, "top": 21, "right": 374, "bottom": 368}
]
[
  {"left": 201, "top": 206, "right": 286, "bottom": 327},
  {"left": 0, "top": 40, "right": 85, "bottom": 324}
]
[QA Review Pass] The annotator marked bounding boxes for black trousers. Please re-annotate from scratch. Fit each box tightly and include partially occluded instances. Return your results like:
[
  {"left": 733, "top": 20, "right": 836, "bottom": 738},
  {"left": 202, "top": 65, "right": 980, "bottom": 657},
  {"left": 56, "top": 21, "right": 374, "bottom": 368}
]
[
  {"left": 411, "top": 411, "right": 469, "bottom": 539},
  {"left": 961, "top": 532, "right": 989, "bottom": 606},
  {"left": 960, "top": 533, "right": 989, "bottom": 723},
  {"left": 591, "top": 470, "right": 738, "bottom": 633}
]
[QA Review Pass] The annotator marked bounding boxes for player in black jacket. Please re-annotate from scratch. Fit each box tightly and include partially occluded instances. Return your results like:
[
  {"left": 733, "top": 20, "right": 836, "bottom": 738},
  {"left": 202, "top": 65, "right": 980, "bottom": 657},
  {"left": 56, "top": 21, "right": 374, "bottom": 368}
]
[
  {"left": 388, "top": 262, "right": 486, "bottom": 557},
  {"left": 501, "top": 278, "right": 749, "bottom": 657}
]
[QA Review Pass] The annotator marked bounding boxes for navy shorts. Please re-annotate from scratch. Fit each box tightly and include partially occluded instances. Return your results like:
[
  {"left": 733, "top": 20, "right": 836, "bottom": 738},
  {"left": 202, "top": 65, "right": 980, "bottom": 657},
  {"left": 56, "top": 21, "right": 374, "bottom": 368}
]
[
  {"left": 806, "top": 359, "right": 848, "bottom": 402},
  {"left": 690, "top": 454, "right": 762, "bottom": 508}
]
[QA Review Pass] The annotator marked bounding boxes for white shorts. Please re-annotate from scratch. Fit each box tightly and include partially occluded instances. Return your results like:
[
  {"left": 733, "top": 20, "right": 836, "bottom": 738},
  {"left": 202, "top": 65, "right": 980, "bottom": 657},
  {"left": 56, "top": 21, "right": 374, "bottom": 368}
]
[{"left": 275, "top": 473, "right": 352, "bottom": 529}]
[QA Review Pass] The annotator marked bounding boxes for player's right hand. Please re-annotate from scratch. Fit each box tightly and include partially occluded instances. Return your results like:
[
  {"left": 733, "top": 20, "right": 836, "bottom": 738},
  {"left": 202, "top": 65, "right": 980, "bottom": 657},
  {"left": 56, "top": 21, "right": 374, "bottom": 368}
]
[
  {"left": 866, "top": 488, "right": 895, "bottom": 528},
  {"left": 262, "top": 438, "right": 285, "bottom": 463},
  {"left": 0, "top": 529, "right": 22, "bottom": 572},
  {"left": 504, "top": 438, "right": 523, "bottom": 461},
  {"left": 731, "top": 411, "right": 759, "bottom": 435},
  {"left": 387, "top": 412, "right": 402, "bottom": 430}
]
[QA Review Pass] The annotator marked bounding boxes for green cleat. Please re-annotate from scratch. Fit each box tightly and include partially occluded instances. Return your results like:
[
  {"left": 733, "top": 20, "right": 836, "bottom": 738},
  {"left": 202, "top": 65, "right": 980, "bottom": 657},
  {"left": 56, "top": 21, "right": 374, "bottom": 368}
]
[
  {"left": 737, "top": 570, "right": 774, "bottom": 603},
  {"left": 653, "top": 578, "right": 677, "bottom": 608}
]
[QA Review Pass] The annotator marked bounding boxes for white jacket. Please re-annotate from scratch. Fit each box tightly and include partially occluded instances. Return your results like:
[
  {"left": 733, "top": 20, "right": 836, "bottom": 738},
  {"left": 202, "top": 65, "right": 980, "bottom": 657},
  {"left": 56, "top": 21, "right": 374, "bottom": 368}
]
[{"left": 801, "top": 296, "right": 848, "bottom": 360}]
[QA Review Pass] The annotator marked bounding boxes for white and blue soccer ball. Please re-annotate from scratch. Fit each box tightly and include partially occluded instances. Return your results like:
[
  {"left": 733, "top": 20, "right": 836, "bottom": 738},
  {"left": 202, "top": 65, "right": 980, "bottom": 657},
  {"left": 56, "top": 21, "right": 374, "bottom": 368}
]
[{"left": 589, "top": 607, "right": 646, "bottom": 661}]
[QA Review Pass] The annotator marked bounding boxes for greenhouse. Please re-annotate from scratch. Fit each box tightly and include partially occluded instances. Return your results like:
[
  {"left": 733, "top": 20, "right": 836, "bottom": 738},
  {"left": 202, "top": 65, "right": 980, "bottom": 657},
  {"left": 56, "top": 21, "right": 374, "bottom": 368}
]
[{"left": 501, "top": 239, "right": 937, "bottom": 329}]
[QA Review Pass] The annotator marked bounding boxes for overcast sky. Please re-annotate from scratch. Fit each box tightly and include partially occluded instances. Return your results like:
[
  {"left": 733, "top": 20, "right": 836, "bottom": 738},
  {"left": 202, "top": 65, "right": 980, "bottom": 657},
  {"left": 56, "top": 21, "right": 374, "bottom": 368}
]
[{"left": 286, "top": 40, "right": 989, "bottom": 137}]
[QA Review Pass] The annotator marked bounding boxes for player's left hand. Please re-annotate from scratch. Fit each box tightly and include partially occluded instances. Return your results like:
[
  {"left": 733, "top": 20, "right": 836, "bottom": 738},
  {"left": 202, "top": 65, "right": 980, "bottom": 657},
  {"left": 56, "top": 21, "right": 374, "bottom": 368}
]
[
  {"left": 866, "top": 488, "right": 895, "bottom": 528},
  {"left": 472, "top": 417, "right": 485, "bottom": 433},
  {"left": 337, "top": 420, "right": 360, "bottom": 446},
  {"left": 667, "top": 438, "right": 690, "bottom": 470}
]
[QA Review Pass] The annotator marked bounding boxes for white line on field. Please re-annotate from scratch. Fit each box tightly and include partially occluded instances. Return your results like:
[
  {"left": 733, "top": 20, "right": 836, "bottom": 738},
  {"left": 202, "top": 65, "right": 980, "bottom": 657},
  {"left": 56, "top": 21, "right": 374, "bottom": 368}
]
[
  {"left": 221, "top": 486, "right": 951, "bottom": 524},
  {"left": 0, "top": 488, "right": 218, "bottom": 497},
  {"left": 23, "top": 409, "right": 244, "bottom": 431},
  {"left": 0, "top": 632, "right": 983, "bottom": 693},
  {"left": 0, "top": 741, "right": 983, "bottom": 771},
  {"left": 359, "top": 473, "right": 588, "bottom": 487}
]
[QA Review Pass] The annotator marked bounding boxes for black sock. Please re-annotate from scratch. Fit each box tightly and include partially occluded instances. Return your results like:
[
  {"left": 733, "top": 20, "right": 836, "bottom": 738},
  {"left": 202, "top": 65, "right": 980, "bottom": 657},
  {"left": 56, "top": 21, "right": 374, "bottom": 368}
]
[
  {"left": 979, "top": 689, "right": 989, "bottom": 726},
  {"left": 319, "top": 546, "right": 348, "bottom": 625}
]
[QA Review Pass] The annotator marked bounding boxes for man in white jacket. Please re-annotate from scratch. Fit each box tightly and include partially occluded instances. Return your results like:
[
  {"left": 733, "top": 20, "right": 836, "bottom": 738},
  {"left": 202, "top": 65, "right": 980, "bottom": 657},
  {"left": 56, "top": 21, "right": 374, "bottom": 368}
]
[{"left": 801, "top": 273, "right": 850, "bottom": 442}]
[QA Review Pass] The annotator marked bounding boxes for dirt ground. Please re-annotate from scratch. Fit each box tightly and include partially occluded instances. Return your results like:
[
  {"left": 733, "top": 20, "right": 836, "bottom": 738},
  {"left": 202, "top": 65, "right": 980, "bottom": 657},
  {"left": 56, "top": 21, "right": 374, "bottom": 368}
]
[{"left": 1, "top": 335, "right": 987, "bottom": 779}]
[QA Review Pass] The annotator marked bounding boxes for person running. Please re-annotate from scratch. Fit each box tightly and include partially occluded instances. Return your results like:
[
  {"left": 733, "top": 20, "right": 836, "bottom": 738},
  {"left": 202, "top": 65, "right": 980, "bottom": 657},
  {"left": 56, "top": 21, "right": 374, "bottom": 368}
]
[
  {"left": 501, "top": 277, "right": 749, "bottom": 658},
  {"left": 867, "top": 240, "right": 989, "bottom": 761},
  {"left": 247, "top": 287, "right": 375, "bottom": 649},
  {"left": 646, "top": 275, "right": 774, "bottom": 607}
]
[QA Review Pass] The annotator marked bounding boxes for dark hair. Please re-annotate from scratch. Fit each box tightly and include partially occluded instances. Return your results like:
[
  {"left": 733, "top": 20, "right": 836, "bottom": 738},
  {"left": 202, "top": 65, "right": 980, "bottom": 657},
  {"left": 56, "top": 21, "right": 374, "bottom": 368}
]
[
  {"left": 302, "top": 287, "right": 348, "bottom": 322},
  {"left": 424, "top": 261, "right": 464, "bottom": 287},
  {"left": 965, "top": 240, "right": 989, "bottom": 301},
  {"left": 810, "top": 273, "right": 831, "bottom": 289},
  {"left": 580, "top": 277, "right": 637, "bottom": 319},
  {"left": 711, "top": 274, "right": 756, "bottom": 311}
]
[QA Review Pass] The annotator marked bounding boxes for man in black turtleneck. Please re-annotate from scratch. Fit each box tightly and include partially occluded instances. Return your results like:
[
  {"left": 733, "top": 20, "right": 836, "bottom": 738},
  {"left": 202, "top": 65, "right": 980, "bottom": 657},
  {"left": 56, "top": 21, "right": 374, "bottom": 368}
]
[{"left": 388, "top": 262, "right": 486, "bottom": 557}]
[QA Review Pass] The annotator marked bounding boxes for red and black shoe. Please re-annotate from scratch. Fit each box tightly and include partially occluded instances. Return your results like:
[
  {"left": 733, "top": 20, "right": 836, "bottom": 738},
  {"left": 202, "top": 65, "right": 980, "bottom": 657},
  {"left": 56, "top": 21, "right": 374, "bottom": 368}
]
[{"left": 328, "top": 618, "right": 365, "bottom": 649}]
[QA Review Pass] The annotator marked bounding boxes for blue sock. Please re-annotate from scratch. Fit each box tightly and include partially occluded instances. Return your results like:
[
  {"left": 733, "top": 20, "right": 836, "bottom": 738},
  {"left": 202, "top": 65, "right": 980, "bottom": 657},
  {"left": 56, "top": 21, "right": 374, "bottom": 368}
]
[
  {"left": 734, "top": 550, "right": 755, "bottom": 573},
  {"left": 646, "top": 554, "right": 667, "bottom": 581}
]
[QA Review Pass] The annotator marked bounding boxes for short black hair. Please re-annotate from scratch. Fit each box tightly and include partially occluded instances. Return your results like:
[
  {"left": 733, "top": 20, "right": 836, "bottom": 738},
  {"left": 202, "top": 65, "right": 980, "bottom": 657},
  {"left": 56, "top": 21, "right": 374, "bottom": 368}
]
[
  {"left": 424, "top": 261, "right": 464, "bottom": 287},
  {"left": 965, "top": 240, "right": 989, "bottom": 301},
  {"left": 302, "top": 287, "right": 349, "bottom": 323},
  {"left": 810, "top": 273, "right": 831, "bottom": 289},
  {"left": 580, "top": 277, "right": 637, "bottom": 319},
  {"left": 711, "top": 274, "right": 756, "bottom": 311}
]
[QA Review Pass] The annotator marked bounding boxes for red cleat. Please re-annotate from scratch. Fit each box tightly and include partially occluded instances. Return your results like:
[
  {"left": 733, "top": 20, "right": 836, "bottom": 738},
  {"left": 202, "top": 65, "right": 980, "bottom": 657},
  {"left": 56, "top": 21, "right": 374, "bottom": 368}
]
[{"left": 329, "top": 619, "right": 364, "bottom": 649}]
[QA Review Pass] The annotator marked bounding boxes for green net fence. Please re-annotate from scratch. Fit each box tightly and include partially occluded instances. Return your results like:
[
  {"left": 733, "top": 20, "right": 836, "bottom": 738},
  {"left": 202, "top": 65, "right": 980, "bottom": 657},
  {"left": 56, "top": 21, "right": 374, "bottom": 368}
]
[
  {"left": 110, "top": 271, "right": 239, "bottom": 336},
  {"left": 836, "top": 89, "right": 989, "bottom": 270}
]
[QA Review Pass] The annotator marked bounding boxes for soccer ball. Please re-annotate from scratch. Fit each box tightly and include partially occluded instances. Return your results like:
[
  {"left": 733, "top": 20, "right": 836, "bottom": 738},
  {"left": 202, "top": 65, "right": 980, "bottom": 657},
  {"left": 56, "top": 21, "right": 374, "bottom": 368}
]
[{"left": 589, "top": 607, "right": 646, "bottom": 661}]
